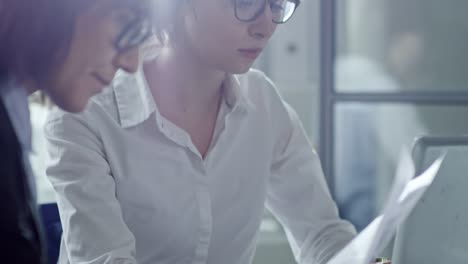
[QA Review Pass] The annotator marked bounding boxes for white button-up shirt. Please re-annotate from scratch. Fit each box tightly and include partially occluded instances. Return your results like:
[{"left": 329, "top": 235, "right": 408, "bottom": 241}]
[{"left": 45, "top": 68, "right": 356, "bottom": 264}]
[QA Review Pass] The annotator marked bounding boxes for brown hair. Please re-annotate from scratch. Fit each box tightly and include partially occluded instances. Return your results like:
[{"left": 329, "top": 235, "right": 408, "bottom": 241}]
[{"left": 0, "top": 0, "right": 93, "bottom": 85}]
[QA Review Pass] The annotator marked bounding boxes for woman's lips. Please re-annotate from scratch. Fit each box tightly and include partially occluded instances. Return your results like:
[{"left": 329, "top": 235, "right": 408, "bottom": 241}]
[{"left": 238, "top": 48, "right": 262, "bottom": 59}]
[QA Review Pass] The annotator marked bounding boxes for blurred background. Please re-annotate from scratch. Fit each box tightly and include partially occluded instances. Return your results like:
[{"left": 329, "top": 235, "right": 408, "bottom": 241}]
[{"left": 29, "top": 0, "right": 468, "bottom": 263}]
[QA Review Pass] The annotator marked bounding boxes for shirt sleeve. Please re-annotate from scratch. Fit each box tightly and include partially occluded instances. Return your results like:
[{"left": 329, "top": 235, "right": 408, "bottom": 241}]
[
  {"left": 45, "top": 109, "right": 138, "bottom": 264},
  {"left": 266, "top": 102, "right": 357, "bottom": 264}
]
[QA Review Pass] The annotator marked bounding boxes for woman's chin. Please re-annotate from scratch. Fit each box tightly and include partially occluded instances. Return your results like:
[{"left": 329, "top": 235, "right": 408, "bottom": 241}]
[{"left": 48, "top": 91, "right": 89, "bottom": 113}]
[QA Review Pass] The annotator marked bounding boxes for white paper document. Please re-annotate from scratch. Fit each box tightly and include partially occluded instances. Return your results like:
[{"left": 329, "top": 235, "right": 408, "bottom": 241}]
[{"left": 327, "top": 149, "right": 445, "bottom": 264}]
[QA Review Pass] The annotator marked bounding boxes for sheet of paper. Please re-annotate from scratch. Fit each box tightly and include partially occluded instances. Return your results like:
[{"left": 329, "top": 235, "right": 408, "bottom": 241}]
[{"left": 327, "top": 149, "right": 445, "bottom": 264}]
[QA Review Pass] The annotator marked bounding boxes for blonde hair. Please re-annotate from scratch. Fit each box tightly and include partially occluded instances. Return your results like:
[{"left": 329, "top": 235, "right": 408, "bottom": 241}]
[
  {"left": 139, "top": 0, "right": 187, "bottom": 61},
  {"left": 152, "top": 0, "right": 186, "bottom": 43}
]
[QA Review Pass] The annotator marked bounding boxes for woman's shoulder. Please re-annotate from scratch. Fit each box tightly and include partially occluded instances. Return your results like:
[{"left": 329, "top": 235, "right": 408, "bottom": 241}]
[
  {"left": 237, "top": 68, "right": 272, "bottom": 88},
  {"left": 237, "top": 68, "right": 288, "bottom": 110}
]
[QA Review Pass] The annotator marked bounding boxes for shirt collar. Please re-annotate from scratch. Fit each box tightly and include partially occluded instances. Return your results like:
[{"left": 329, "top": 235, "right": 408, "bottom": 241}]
[
  {"left": 113, "top": 68, "right": 156, "bottom": 128},
  {"left": 0, "top": 78, "right": 32, "bottom": 151},
  {"left": 222, "top": 73, "right": 254, "bottom": 112},
  {"left": 113, "top": 68, "right": 254, "bottom": 128}
]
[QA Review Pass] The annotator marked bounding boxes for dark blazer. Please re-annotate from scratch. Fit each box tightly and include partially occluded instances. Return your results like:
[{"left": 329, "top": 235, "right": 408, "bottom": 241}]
[{"left": 0, "top": 74, "right": 45, "bottom": 263}]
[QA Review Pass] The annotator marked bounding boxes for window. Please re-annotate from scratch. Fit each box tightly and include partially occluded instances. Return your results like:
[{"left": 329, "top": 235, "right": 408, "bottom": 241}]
[{"left": 330, "top": 0, "right": 468, "bottom": 232}]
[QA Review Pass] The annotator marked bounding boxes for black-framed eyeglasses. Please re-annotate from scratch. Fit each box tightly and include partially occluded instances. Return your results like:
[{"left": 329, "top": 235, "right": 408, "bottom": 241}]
[
  {"left": 114, "top": 13, "right": 153, "bottom": 53},
  {"left": 234, "top": 0, "right": 300, "bottom": 24}
]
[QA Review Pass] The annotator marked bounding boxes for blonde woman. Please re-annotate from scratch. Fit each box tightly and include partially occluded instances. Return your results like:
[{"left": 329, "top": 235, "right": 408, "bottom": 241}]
[{"left": 45, "top": 0, "right": 365, "bottom": 263}]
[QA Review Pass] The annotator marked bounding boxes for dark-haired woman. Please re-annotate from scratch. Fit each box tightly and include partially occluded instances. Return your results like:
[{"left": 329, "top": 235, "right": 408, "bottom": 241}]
[{"left": 0, "top": 0, "right": 154, "bottom": 262}]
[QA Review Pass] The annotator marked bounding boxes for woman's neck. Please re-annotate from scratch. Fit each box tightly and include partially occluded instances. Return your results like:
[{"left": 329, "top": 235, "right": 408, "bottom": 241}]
[{"left": 144, "top": 42, "right": 225, "bottom": 114}]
